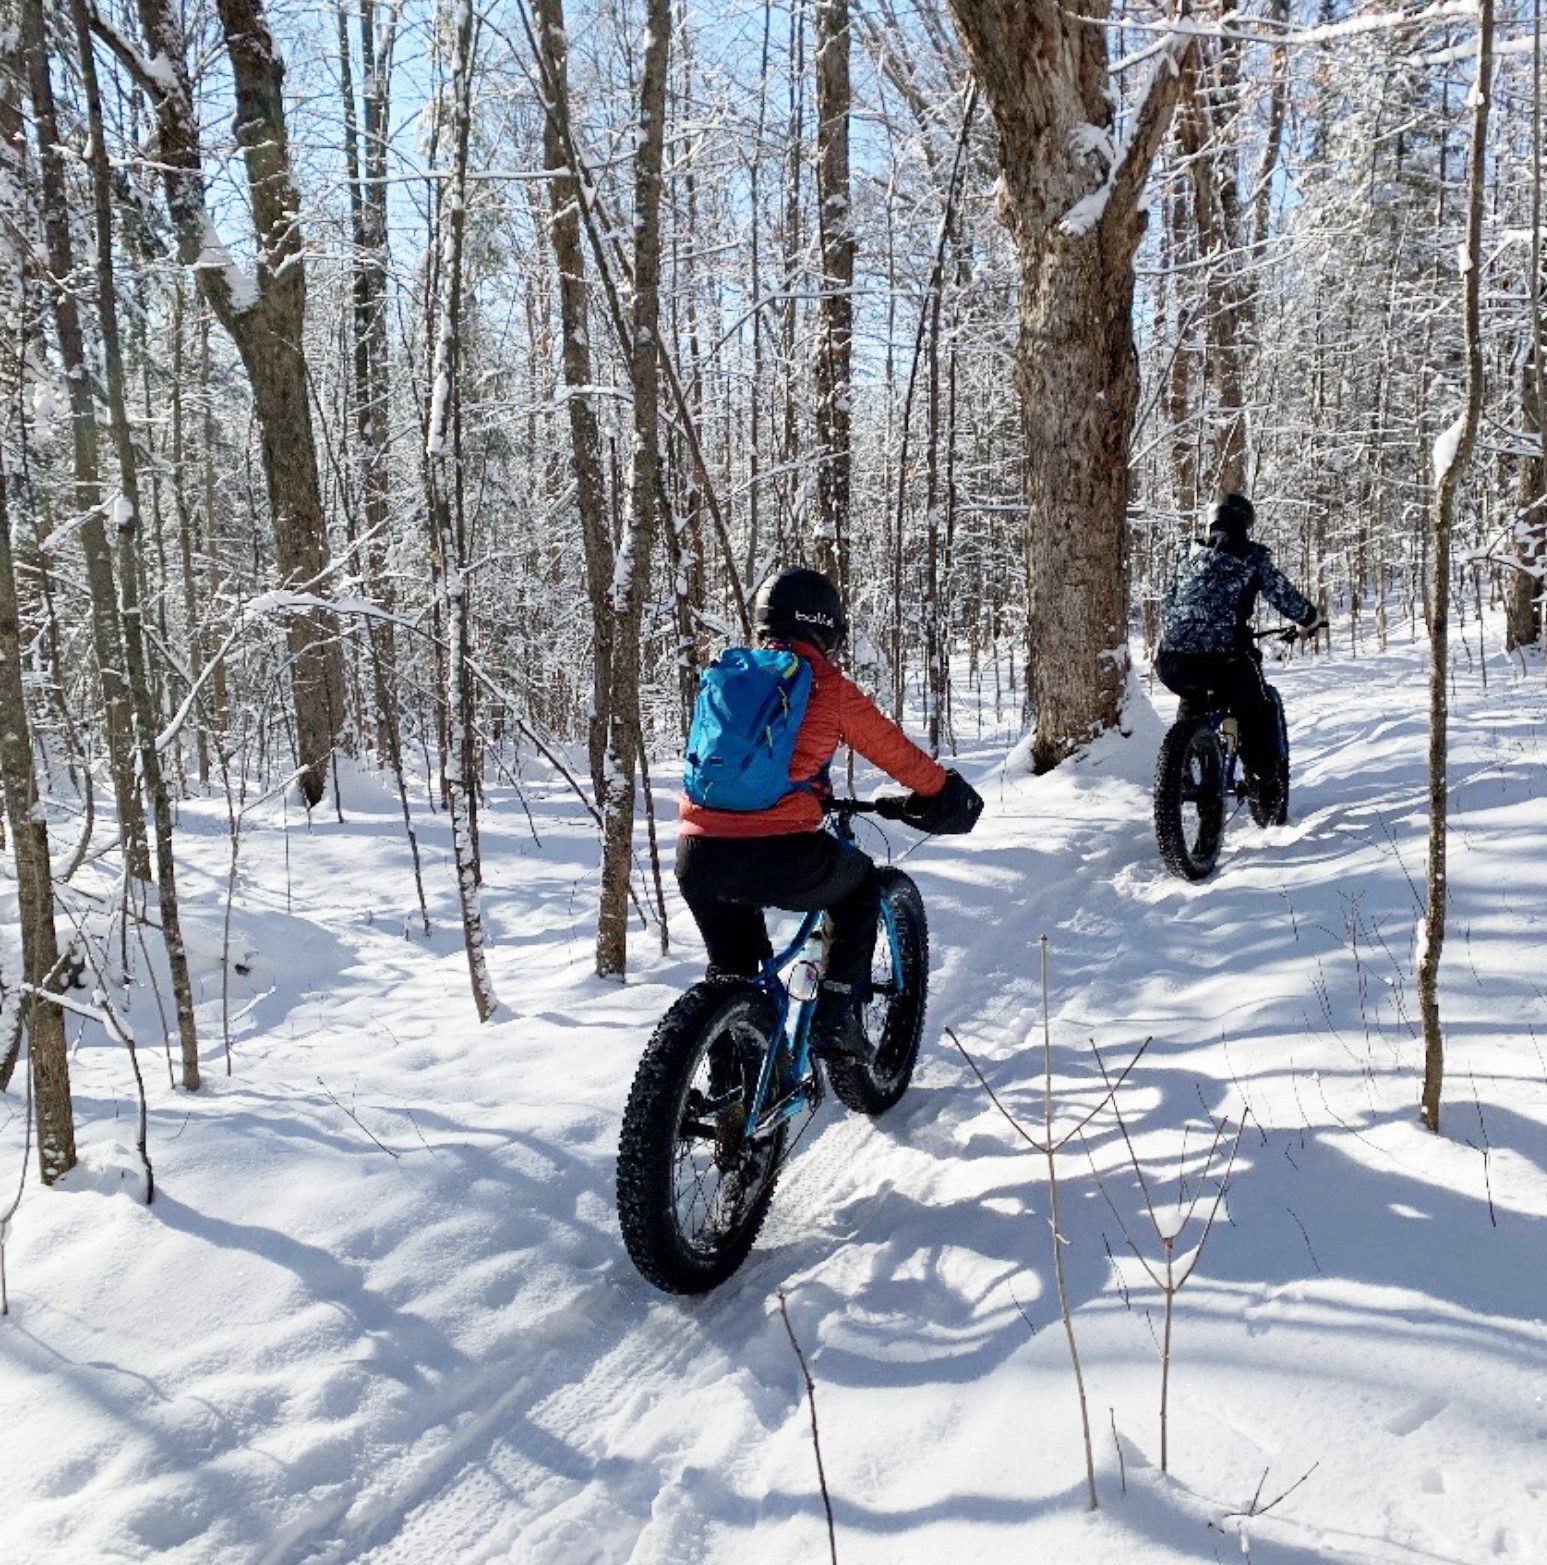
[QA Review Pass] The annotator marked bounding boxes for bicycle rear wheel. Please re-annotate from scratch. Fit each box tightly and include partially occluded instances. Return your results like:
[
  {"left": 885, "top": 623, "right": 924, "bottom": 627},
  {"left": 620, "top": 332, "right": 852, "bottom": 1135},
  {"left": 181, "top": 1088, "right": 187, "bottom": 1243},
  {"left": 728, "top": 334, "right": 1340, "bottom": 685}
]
[
  {"left": 827, "top": 869, "right": 928, "bottom": 1116},
  {"left": 1154, "top": 717, "right": 1225, "bottom": 880},
  {"left": 617, "top": 979, "right": 787, "bottom": 1294}
]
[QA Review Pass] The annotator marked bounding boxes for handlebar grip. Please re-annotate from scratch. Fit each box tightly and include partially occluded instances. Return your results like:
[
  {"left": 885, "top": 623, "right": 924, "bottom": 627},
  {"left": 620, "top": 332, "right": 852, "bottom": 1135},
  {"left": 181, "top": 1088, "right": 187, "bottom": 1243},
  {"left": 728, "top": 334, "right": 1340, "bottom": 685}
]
[{"left": 874, "top": 795, "right": 911, "bottom": 820}]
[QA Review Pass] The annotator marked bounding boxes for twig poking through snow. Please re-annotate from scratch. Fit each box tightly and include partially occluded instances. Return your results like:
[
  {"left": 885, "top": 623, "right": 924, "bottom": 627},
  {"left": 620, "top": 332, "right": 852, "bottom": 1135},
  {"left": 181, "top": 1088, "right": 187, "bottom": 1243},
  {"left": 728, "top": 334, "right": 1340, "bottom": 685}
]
[
  {"left": 316, "top": 1077, "right": 401, "bottom": 1160},
  {"left": 777, "top": 1290, "right": 838, "bottom": 1564}
]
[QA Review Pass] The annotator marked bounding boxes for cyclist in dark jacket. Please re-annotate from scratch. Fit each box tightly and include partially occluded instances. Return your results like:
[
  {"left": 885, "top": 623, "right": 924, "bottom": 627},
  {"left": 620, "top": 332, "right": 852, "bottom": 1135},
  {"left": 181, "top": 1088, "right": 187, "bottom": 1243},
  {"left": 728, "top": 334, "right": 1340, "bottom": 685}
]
[{"left": 1155, "top": 494, "right": 1319, "bottom": 813}]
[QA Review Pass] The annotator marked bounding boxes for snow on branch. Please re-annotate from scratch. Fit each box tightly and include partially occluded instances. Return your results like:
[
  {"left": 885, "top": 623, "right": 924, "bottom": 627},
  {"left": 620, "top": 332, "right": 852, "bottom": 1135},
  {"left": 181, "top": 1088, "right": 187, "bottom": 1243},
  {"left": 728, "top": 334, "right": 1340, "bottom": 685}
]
[
  {"left": 86, "top": 6, "right": 184, "bottom": 106},
  {"left": 1060, "top": 21, "right": 1196, "bottom": 239},
  {"left": 1432, "top": 414, "right": 1467, "bottom": 486},
  {"left": 194, "top": 215, "right": 260, "bottom": 315},
  {"left": 1100, "top": 0, "right": 1483, "bottom": 60}
]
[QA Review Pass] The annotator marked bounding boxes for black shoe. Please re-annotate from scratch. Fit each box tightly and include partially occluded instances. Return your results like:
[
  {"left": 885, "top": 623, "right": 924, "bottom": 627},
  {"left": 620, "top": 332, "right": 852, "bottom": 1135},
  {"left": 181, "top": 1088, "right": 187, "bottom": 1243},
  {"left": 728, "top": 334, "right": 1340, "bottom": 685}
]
[{"left": 809, "top": 982, "right": 868, "bottom": 1060}]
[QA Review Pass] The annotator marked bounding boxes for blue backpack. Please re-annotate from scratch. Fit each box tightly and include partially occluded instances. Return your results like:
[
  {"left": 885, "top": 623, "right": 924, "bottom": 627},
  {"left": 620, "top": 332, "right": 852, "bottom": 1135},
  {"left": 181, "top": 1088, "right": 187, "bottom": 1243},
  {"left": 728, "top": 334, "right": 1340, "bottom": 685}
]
[{"left": 683, "top": 647, "right": 814, "bottom": 811}]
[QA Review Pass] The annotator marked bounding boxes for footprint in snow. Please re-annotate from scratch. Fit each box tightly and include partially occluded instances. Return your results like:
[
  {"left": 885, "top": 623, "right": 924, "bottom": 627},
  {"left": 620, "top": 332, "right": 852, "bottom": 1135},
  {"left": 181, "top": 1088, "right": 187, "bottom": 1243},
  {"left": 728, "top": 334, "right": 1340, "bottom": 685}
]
[{"left": 1057, "top": 907, "right": 1118, "bottom": 939}]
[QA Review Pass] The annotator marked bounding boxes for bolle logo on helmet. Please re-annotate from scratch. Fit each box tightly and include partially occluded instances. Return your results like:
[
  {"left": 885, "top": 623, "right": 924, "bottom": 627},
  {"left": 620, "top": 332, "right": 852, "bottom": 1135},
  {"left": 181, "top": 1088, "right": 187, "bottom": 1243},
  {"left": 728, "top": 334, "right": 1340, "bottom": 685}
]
[{"left": 794, "top": 608, "right": 835, "bottom": 628}]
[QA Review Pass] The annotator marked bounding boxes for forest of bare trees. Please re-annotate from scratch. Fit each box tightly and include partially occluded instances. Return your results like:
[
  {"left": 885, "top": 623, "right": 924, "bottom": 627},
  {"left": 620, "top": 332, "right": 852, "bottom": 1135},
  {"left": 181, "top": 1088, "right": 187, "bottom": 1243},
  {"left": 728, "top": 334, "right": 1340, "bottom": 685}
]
[{"left": 0, "top": 0, "right": 1542, "bottom": 1177}]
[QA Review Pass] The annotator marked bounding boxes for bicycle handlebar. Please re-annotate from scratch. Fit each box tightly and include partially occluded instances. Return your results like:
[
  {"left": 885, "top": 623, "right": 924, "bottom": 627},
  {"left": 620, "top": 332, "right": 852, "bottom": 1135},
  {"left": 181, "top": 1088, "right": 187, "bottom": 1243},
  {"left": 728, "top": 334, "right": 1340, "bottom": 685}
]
[
  {"left": 1252, "top": 624, "right": 1302, "bottom": 642},
  {"left": 824, "top": 795, "right": 911, "bottom": 821}
]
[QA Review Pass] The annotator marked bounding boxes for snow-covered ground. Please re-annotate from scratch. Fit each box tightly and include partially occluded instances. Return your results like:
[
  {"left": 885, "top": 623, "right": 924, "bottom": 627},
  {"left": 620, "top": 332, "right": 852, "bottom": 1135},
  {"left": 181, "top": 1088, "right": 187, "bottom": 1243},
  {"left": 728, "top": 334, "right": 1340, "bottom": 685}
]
[{"left": 5, "top": 618, "right": 1547, "bottom": 1564}]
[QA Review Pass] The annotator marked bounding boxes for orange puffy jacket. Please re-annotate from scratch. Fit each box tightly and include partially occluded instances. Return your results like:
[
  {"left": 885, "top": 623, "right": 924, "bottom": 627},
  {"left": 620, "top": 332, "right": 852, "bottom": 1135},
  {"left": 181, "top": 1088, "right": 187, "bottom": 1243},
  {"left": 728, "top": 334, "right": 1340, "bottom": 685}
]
[{"left": 677, "top": 639, "right": 949, "bottom": 839}]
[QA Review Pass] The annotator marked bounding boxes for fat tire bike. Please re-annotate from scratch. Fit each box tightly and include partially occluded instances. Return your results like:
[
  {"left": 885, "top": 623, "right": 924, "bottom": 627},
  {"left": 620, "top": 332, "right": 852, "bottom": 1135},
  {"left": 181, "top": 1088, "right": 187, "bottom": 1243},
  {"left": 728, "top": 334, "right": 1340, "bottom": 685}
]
[
  {"left": 1153, "top": 628, "right": 1296, "bottom": 881},
  {"left": 616, "top": 798, "right": 928, "bottom": 1294}
]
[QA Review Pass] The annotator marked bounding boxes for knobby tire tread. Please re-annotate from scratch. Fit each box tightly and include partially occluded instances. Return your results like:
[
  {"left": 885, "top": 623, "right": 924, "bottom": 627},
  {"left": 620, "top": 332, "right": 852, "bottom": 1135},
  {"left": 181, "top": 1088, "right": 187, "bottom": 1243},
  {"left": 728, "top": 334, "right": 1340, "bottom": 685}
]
[
  {"left": 1249, "top": 698, "right": 1291, "bottom": 827},
  {"left": 617, "top": 978, "right": 784, "bottom": 1294},
  {"left": 828, "top": 869, "right": 929, "bottom": 1116},
  {"left": 1154, "top": 717, "right": 1224, "bottom": 881}
]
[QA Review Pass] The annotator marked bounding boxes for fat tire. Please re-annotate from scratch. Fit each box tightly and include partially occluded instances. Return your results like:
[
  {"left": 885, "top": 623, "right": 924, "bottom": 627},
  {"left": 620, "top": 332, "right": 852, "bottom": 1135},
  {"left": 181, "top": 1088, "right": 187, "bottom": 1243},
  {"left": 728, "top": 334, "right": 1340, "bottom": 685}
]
[
  {"left": 1249, "top": 694, "right": 1290, "bottom": 828},
  {"left": 617, "top": 979, "right": 786, "bottom": 1294},
  {"left": 827, "top": 869, "right": 929, "bottom": 1116},
  {"left": 1154, "top": 717, "right": 1225, "bottom": 881}
]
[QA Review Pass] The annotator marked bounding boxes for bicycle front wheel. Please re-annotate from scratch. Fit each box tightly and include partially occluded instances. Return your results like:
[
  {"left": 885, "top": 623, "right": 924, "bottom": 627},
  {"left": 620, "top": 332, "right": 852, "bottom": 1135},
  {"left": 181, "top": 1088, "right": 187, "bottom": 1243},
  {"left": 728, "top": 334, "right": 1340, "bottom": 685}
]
[
  {"left": 1249, "top": 693, "right": 1290, "bottom": 828},
  {"left": 617, "top": 978, "right": 787, "bottom": 1294},
  {"left": 828, "top": 868, "right": 929, "bottom": 1116},
  {"left": 1154, "top": 717, "right": 1225, "bottom": 880}
]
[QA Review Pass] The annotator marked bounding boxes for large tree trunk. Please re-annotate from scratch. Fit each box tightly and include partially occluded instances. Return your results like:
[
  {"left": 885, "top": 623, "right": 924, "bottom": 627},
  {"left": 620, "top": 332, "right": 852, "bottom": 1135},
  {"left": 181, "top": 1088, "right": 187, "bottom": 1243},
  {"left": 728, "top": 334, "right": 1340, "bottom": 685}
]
[
  {"left": 20, "top": 0, "right": 148, "bottom": 878},
  {"left": 946, "top": 0, "right": 1193, "bottom": 772},
  {"left": 813, "top": 0, "right": 854, "bottom": 586},
  {"left": 535, "top": 0, "right": 614, "bottom": 802},
  {"left": 597, "top": 0, "right": 671, "bottom": 978},
  {"left": 72, "top": 0, "right": 202, "bottom": 1089},
  {"left": 125, "top": 0, "right": 345, "bottom": 807},
  {"left": 1419, "top": 0, "right": 1492, "bottom": 1134}
]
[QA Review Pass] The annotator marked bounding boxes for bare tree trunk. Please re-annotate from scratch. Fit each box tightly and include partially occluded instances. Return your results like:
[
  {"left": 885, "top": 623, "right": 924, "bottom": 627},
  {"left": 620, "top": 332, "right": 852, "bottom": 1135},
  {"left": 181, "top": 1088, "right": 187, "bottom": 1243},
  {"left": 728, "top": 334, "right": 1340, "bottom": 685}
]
[
  {"left": 0, "top": 472, "right": 73, "bottom": 1180},
  {"left": 20, "top": 0, "right": 148, "bottom": 879},
  {"left": 119, "top": 0, "right": 345, "bottom": 807},
  {"left": 947, "top": 0, "right": 1194, "bottom": 771},
  {"left": 339, "top": 0, "right": 403, "bottom": 760},
  {"left": 1508, "top": 350, "right": 1545, "bottom": 650},
  {"left": 1165, "top": 188, "right": 1197, "bottom": 521},
  {"left": 813, "top": 0, "right": 854, "bottom": 586},
  {"left": 0, "top": 56, "right": 71, "bottom": 1166},
  {"left": 199, "top": 310, "right": 230, "bottom": 738},
  {"left": 72, "top": 0, "right": 202, "bottom": 1089},
  {"left": 1419, "top": 0, "right": 1492, "bottom": 1134},
  {"left": 597, "top": 0, "right": 671, "bottom": 978},
  {"left": 779, "top": 0, "right": 806, "bottom": 559},
  {"left": 536, "top": 0, "right": 614, "bottom": 801},
  {"left": 1178, "top": 44, "right": 1249, "bottom": 495},
  {"left": 169, "top": 285, "right": 211, "bottom": 787},
  {"left": 1507, "top": 0, "right": 1545, "bottom": 653},
  {"left": 427, "top": 0, "right": 499, "bottom": 1021}
]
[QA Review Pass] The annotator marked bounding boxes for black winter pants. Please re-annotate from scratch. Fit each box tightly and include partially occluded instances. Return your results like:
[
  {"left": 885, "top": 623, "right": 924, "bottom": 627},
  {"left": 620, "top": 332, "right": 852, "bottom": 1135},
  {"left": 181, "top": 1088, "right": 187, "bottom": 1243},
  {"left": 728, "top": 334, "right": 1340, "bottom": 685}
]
[
  {"left": 676, "top": 833, "right": 880, "bottom": 992},
  {"left": 1154, "top": 649, "right": 1286, "bottom": 782}
]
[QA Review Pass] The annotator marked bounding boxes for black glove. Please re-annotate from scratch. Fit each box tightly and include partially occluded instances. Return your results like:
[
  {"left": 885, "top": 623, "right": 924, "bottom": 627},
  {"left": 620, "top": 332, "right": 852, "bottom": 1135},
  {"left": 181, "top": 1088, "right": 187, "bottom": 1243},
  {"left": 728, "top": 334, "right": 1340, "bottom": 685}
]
[{"left": 903, "top": 769, "right": 984, "bottom": 835}]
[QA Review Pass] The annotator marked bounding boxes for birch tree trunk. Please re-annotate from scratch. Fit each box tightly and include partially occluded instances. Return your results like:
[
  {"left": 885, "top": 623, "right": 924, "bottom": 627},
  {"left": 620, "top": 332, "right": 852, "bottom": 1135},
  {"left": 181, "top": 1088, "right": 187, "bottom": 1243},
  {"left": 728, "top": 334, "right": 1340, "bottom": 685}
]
[
  {"left": 123, "top": 0, "right": 345, "bottom": 808},
  {"left": 1419, "top": 0, "right": 1492, "bottom": 1134},
  {"left": 72, "top": 0, "right": 202, "bottom": 1089},
  {"left": 427, "top": 0, "right": 499, "bottom": 1021},
  {"left": 20, "top": 0, "right": 149, "bottom": 879},
  {"left": 946, "top": 0, "right": 1194, "bottom": 771},
  {"left": 597, "top": 0, "right": 671, "bottom": 978}
]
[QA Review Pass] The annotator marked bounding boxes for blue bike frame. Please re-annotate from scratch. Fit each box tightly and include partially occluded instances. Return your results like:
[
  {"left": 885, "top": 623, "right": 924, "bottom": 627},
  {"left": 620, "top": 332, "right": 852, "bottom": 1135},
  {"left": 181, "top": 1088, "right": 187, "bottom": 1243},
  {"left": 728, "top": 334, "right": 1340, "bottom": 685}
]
[{"left": 743, "top": 895, "right": 906, "bottom": 1139}]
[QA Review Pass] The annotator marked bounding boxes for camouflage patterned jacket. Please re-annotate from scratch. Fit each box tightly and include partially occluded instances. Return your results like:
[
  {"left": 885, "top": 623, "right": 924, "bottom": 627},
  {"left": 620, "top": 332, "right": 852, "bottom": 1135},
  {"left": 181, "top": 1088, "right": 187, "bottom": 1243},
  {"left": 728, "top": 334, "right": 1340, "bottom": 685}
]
[{"left": 1160, "top": 539, "right": 1317, "bottom": 657}]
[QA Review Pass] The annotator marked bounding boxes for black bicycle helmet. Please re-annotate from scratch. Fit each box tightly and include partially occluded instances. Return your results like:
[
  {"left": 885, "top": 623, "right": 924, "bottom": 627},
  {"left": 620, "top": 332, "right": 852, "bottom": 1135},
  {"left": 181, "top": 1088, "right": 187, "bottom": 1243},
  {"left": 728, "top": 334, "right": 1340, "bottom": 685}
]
[
  {"left": 1208, "top": 492, "right": 1256, "bottom": 535},
  {"left": 752, "top": 567, "right": 847, "bottom": 655}
]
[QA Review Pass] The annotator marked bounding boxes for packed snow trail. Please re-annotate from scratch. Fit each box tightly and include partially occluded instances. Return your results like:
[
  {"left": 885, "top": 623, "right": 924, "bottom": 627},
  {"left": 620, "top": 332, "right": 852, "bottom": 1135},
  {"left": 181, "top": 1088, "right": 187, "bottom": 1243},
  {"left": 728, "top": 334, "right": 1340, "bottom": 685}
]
[{"left": 5, "top": 625, "right": 1547, "bottom": 1563}]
